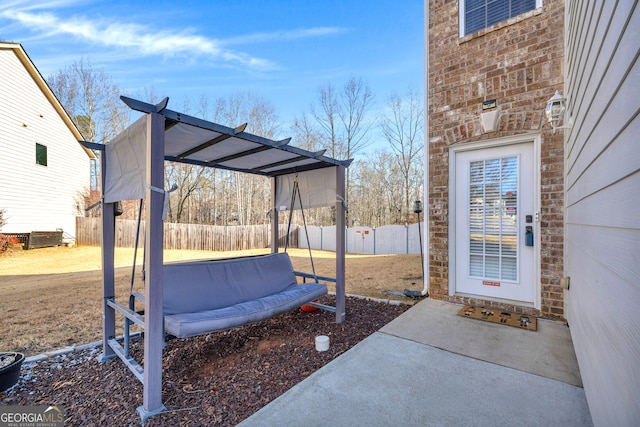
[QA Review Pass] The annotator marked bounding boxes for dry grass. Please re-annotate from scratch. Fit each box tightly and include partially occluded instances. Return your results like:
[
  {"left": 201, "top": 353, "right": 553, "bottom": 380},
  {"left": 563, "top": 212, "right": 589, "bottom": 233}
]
[{"left": 0, "top": 245, "right": 423, "bottom": 355}]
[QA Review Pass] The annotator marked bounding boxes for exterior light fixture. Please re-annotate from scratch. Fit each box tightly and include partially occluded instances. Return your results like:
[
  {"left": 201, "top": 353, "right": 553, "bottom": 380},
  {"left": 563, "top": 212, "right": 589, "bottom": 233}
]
[
  {"left": 480, "top": 99, "right": 499, "bottom": 133},
  {"left": 545, "top": 90, "right": 567, "bottom": 132}
]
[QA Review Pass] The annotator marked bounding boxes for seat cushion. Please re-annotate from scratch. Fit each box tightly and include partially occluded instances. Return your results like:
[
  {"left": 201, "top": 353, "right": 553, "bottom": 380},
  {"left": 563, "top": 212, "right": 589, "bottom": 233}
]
[
  {"left": 164, "top": 282, "right": 327, "bottom": 338},
  {"left": 163, "top": 253, "right": 298, "bottom": 315}
]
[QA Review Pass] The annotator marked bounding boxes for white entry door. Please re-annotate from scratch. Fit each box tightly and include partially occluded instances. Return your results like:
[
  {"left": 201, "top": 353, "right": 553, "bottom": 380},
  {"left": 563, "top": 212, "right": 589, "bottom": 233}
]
[{"left": 454, "top": 142, "right": 537, "bottom": 304}]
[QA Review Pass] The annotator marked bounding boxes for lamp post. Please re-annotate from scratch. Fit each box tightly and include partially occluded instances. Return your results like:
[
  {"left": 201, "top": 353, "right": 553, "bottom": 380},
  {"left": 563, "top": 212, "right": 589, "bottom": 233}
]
[
  {"left": 413, "top": 200, "right": 424, "bottom": 274},
  {"left": 403, "top": 200, "right": 427, "bottom": 298}
]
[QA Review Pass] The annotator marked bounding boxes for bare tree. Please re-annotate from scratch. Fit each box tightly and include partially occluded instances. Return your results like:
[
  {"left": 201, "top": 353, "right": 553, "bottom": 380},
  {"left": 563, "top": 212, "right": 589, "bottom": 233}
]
[
  {"left": 379, "top": 88, "right": 424, "bottom": 222},
  {"left": 165, "top": 163, "right": 208, "bottom": 223},
  {"left": 311, "top": 82, "right": 345, "bottom": 159},
  {"left": 291, "top": 112, "right": 323, "bottom": 152},
  {"left": 340, "top": 77, "right": 374, "bottom": 159},
  {"left": 47, "top": 58, "right": 129, "bottom": 190},
  {"left": 311, "top": 77, "right": 374, "bottom": 159},
  {"left": 340, "top": 77, "right": 374, "bottom": 221},
  {"left": 311, "top": 78, "right": 374, "bottom": 225},
  {"left": 350, "top": 151, "right": 406, "bottom": 226}
]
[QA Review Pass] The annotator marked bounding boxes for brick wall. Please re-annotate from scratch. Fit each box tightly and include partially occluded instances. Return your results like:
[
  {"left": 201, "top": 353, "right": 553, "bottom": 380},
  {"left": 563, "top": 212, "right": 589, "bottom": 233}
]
[{"left": 428, "top": 0, "right": 565, "bottom": 319}]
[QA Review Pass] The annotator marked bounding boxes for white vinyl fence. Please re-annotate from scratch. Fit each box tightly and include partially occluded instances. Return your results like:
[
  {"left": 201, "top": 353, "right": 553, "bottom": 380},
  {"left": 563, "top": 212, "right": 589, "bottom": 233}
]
[{"left": 299, "top": 223, "right": 424, "bottom": 255}]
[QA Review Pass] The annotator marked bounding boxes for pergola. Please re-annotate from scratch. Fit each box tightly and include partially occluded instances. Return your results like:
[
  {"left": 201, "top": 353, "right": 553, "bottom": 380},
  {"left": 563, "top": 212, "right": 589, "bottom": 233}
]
[{"left": 83, "top": 96, "right": 351, "bottom": 419}]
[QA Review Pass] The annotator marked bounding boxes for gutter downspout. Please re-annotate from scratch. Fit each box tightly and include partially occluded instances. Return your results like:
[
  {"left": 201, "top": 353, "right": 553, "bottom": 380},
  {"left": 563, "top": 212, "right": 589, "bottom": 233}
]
[{"left": 421, "top": 0, "right": 430, "bottom": 297}]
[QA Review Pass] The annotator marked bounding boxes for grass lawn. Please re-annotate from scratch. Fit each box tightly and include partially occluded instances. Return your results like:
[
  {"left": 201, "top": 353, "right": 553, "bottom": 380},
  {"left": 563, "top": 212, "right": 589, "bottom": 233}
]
[{"left": 0, "top": 245, "right": 423, "bottom": 355}]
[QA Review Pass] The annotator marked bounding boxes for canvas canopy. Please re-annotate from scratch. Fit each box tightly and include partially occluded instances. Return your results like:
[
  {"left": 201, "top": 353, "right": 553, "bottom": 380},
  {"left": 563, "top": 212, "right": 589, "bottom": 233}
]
[{"left": 103, "top": 96, "right": 351, "bottom": 205}]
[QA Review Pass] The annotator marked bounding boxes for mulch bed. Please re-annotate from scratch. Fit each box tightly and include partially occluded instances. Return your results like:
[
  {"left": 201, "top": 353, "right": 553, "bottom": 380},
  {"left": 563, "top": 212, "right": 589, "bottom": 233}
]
[{"left": 1, "top": 296, "right": 410, "bottom": 426}]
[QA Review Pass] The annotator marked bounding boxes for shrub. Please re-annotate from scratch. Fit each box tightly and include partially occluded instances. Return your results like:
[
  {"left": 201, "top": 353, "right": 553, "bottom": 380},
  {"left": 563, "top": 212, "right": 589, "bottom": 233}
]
[{"left": 0, "top": 234, "right": 19, "bottom": 253}]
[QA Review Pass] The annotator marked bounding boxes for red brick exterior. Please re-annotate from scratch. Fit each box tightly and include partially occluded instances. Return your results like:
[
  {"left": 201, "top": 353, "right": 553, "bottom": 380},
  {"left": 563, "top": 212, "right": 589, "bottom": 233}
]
[{"left": 427, "top": 0, "right": 565, "bottom": 319}]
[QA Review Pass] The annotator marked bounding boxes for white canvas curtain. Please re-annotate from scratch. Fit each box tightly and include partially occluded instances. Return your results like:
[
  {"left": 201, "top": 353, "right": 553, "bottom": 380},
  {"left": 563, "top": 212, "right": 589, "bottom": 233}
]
[
  {"left": 103, "top": 115, "right": 147, "bottom": 203},
  {"left": 103, "top": 115, "right": 338, "bottom": 208},
  {"left": 275, "top": 167, "right": 337, "bottom": 210}
]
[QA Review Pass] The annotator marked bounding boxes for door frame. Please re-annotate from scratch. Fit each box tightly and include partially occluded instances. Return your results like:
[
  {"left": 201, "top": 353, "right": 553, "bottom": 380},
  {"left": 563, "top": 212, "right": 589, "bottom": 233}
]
[{"left": 448, "top": 133, "right": 542, "bottom": 309}]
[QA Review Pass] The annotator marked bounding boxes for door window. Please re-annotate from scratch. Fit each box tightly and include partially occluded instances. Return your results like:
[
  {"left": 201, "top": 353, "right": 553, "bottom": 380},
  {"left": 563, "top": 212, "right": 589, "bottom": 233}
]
[{"left": 468, "top": 156, "right": 518, "bottom": 281}]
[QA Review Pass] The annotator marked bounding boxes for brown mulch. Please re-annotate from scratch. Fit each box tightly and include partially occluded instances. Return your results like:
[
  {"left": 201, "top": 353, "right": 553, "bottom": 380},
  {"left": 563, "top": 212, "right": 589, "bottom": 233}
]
[{"left": 1, "top": 296, "right": 410, "bottom": 426}]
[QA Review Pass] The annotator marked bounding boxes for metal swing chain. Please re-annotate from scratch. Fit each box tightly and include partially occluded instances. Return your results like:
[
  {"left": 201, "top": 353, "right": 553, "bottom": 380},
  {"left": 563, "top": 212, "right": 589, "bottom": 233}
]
[
  {"left": 284, "top": 178, "right": 317, "bottom": 281},
  {"left": 130, "top": 198, "right": 144, "bottom": 296},
  {"left": 284, "top": 181, "right": 297, "bottom": 252},
  {"left": 297, "top": 182, "right": 317, "bottom": 281}
]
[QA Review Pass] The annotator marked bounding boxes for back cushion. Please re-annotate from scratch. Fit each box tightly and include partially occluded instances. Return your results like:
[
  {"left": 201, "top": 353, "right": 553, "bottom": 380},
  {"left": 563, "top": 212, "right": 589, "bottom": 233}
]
[{"left": 163, "top": 253, "right": 297, "bottom": 315}]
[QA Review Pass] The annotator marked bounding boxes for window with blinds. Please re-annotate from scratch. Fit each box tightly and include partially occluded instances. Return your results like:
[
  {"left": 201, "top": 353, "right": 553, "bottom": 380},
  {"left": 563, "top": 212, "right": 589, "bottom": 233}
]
[
  {"left": 468, "top": 156, "right": 519, "bottom": 281},
  {"left": 462, "top": 0, "right": 537, "bottom": 36}
]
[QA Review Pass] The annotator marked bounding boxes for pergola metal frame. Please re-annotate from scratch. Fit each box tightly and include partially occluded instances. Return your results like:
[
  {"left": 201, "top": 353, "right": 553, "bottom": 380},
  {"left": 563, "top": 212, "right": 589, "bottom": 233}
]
[{"left": 87, "top": 96, "right": 351, "bottom": 420}]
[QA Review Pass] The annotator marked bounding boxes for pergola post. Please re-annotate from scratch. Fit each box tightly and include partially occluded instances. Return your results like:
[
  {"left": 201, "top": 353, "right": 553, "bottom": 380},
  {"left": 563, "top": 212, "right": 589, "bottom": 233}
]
[
  {"left": 335, "top": 165, "right": 346, "bottom": 323},
  {"left": 271, "top": 177, "right": 279, "bottom": 254},
  {"left": 138, "top": 112, "right": 166, "bottom": 420},
  {"left": 100, "top": 151, "right": 116, "bottom": 361}
]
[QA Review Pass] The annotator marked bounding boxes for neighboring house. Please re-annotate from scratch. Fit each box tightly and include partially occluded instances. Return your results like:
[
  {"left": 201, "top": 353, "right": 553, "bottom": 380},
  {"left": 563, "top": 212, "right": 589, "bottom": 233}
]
[
  {"left": 425, "top": 0, "right": 639, "bottom": 424},
  {"left": 0, "top": 42, "right": 94, "bottom": 241}
]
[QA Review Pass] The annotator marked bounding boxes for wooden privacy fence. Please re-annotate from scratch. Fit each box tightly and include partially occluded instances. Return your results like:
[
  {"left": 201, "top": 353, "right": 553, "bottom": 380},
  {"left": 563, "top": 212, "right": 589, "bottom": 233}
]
[{"left": 76, "top": 217, "right": 297, "bottom": 251}]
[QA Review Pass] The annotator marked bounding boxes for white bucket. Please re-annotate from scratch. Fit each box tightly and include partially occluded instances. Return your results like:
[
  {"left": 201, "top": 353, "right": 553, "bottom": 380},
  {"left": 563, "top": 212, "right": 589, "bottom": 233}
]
[{"left": 315, "top": 335, "right": 330, "bottom": 352}]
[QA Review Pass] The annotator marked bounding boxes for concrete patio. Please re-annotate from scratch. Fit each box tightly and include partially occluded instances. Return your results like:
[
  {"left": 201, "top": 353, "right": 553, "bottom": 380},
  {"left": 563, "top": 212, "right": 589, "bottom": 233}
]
[{"left": 240, "top": 298, "right": 592, "bottom": 426}]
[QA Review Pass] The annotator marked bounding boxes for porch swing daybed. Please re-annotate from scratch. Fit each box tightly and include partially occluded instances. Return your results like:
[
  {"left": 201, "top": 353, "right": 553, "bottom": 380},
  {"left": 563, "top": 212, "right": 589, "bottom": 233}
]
[
  {"left": 162, "top": 252, "right": 328, "bottom": 338},
  {"left": 83, "top": 96, "right": 351, "bottom": 420}
]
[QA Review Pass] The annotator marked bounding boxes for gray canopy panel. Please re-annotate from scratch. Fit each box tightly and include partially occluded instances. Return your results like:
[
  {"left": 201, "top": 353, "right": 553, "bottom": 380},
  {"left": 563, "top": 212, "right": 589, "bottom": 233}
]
[
  {"left": 101, "top": 96, "right": 351, "bottom": 203},
  {"left": 121, "top": 96, "right": 351, "bottom": 177}
]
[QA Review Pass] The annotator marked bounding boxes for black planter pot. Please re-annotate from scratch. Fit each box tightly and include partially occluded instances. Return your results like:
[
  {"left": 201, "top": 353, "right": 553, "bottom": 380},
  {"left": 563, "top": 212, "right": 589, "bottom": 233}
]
[{"left": 0, "top": 352, "right": 24, "bottom": 392}]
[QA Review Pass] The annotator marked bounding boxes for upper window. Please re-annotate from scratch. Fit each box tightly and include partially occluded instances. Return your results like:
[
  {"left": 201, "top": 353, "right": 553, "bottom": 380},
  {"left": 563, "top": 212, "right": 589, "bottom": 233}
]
[
  {"left": 36, "top": 143, "right": 47, "bottom": 166},
  {"left": 461, "top": 0, "right": 539, "bottom": 36}
]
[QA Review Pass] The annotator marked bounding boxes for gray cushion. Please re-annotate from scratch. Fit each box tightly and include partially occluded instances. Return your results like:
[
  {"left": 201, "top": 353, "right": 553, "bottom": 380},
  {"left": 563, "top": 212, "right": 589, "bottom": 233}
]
[
  {"left": 161, "top": 253, "right": 328, "bottom": 338},
  {"left": 164, "top": 282, "right": 327, "bottom": 338},
  {"left": 163, "top": 253, "right": 298, "bottom": 315}
]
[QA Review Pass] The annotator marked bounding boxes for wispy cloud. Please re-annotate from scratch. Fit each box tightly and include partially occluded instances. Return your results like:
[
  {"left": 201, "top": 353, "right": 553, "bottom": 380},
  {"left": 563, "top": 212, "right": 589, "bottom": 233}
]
[
  {"left": 0, "top": 2, "right": 285, "bottom": 70},
  {"left": 222, "top": 27, "right": 348, "bottom": 46}
]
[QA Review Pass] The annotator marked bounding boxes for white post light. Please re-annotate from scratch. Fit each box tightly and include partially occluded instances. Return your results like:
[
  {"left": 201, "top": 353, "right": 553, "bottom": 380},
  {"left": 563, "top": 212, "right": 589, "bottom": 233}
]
[{"left": 545, "top": 90, "right": 567, "bottom": 132}]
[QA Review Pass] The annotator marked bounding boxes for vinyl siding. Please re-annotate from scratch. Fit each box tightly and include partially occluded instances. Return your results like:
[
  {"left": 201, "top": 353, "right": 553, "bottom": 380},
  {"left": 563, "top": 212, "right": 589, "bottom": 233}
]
[
  {"left": 0, "top": 48, "right": 90, "bottom": 237},
  {"left": 564, "top": 1, "right": 640, "bottom": 425}
]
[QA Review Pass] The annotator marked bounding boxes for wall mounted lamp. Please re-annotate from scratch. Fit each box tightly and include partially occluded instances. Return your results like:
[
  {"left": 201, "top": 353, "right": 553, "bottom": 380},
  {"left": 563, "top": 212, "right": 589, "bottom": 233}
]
[
  {"left": 480, "top": 99, "right": 500, "bottom": 133},
  {"left": 545, "top": 90, "right": 569, "bottom": 133}
]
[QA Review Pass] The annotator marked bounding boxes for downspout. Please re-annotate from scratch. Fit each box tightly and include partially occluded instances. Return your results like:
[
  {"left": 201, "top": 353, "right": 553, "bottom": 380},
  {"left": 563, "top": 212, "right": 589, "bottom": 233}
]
[{"left": 422, "top": 0, "right": 430, "bottom": 297}]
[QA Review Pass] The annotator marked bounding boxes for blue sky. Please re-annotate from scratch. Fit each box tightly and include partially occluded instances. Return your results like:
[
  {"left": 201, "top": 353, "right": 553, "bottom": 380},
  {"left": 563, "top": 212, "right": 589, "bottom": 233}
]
[{"left": 0, "top": 0, "right": 424, "bottom": 149}]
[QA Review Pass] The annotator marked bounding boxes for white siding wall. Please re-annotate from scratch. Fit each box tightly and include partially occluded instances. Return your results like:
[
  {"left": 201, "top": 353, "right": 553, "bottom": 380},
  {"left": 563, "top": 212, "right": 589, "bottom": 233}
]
[
  {"left": 0, "top": 49, "right": 90, "bottom": 238},
  {"left": 564, "top": 2, "right": 640, "bottom": 425}
]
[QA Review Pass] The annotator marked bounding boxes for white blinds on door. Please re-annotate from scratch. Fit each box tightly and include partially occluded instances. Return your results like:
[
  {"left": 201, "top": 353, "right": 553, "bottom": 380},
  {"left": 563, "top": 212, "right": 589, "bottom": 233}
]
[{"left": 469, "top": 156, "right": 518, "bottom": 281}]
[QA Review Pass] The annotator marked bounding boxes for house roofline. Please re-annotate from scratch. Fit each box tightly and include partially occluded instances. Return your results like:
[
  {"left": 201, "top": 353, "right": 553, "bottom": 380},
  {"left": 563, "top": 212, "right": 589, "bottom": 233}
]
[{"left": 0, "top": 42, "right": 96, "bottom": 160}]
